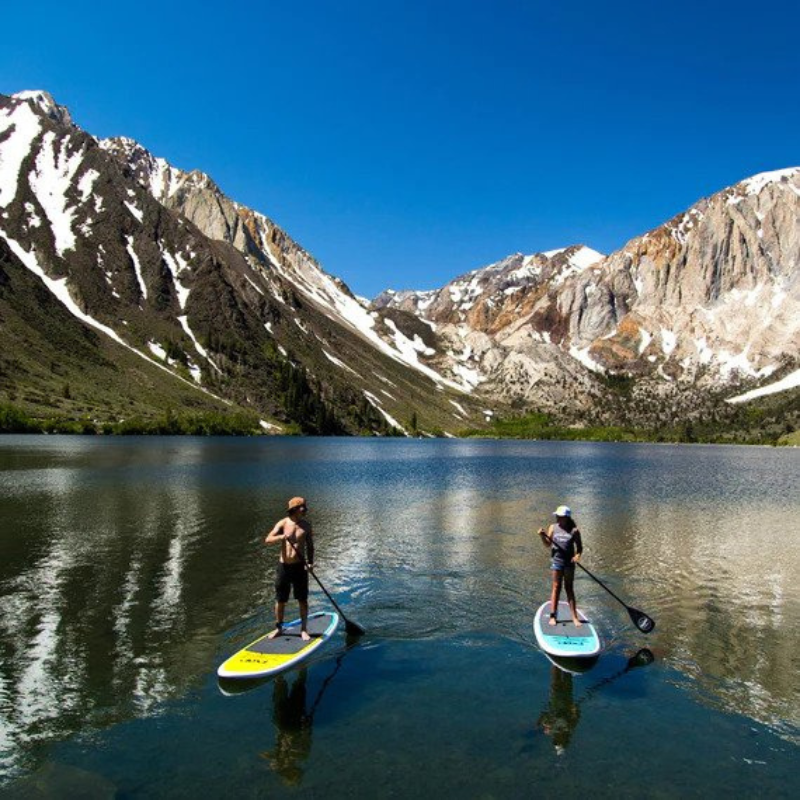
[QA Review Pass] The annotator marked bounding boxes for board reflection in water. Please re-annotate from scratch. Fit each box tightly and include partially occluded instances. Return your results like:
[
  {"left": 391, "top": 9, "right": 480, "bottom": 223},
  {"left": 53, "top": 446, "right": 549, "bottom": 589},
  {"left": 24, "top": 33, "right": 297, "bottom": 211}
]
[{"left": 217, "top": 638, "right": 355, "bottom": 789}]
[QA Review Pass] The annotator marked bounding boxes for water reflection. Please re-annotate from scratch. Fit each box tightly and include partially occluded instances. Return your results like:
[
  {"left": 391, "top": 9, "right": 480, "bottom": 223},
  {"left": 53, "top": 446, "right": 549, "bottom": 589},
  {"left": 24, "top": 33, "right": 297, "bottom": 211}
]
[
  {"left": 537, "top": 665, "right": 582, "bottom": 755},
  {"left": 0, "top": 437, "right": 237, "bottom": 780},
  {"left": 0, "top": 436, "right": 798, "bottom": 786},
  {"left": 220, "top": 636, "right": 357, "bottom": 787},
  {"left": 261, "top": 670, "right": 313, "bottom": 785},
  {"left": 536, "top": 649, "right": 655, "bottom": 755}
]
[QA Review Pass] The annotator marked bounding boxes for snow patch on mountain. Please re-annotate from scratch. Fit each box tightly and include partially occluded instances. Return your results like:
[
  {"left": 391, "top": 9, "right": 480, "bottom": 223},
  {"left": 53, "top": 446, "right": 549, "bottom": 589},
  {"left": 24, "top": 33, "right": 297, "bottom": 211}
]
[
  {"left": 569, "top": 345, "right": 605, "bottom": 374},
  {"left": 727, "top": 368, "right": 800, "bottom": 404},
  {"left": 552, "top": 246, "right": 605, "bottom": 285},
  {"left": 12, "top": 91, "right": 72, "bottom": 126},
  {"left": 77, "top": 169, "right": 98, "bottom": 203},
  {"left": 661, "top": 329, "right": 677, "bottom": 356},
  {"left": 323, "top": 350, "right": 360, "bottom": 376},
  {"left": 741, "top": 167, "right": 800, "bottom": 196},
  {"left": 160, "top": 246, "right": 190, "bottom": 309},
  {"left": 124, "top": 201, "right": 143, "bottom": 223},
  {"left": 177, "top": 315, "right": 218, "bottom": 375},
  {"left": 125, "top": 237, "right": 147, "bottom": 300},
  {"left": 363, "top": 391, "right": 405, "bottom": 433},
  {"left": 28, "top": 132, "right": 85, "bottom": 256},
  {"left": 384, "top": 319, "right": 435, "bottom": 356}
]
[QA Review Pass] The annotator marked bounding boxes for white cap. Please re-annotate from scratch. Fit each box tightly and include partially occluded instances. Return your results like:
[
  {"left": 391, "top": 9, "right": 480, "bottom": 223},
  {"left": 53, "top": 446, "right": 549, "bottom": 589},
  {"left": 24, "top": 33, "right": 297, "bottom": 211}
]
[{"left": 553, "top": 505, "right": 572, "bottom": 518}]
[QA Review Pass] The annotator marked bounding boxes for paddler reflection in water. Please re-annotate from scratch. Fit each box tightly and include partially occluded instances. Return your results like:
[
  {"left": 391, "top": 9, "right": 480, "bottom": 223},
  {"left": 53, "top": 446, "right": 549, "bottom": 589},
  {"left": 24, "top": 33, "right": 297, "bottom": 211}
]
[
  {"left": 261, "top": 668, "right": 312, "bottom": 785},
  {"left": 537, "top": 664, "right": 581, "bottom": 755},
  {"left": 265, "top": 496, "right": 315, "bottom": 641},
  {"left": 538, "top": 505, "right": 584, "bottom": 627}
]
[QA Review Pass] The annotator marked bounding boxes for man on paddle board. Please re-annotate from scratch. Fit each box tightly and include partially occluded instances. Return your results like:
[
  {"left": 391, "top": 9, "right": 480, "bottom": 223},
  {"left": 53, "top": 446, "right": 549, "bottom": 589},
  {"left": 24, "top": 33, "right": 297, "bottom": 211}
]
[
  {"left": 265, "top": 497, "right": 315, "bottom": 641},
  {"left": 538, "top": 505, "right": 583, "bottom": 627}
]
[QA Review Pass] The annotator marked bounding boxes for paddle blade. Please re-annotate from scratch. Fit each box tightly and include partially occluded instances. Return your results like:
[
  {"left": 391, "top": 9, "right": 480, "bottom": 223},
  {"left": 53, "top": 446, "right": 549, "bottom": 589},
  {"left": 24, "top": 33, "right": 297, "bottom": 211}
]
[
  {"left": 628, "top": 606, "right": 656, "bottom": 634},
  {"left": 344, "top": 618, "right": 366, "bottom": 637}
]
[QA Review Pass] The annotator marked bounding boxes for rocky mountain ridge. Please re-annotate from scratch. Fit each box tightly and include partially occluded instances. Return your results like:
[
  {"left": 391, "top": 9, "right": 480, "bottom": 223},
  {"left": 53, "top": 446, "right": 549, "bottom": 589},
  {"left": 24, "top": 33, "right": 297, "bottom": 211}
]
[
  {"left": 375, "top": 171, "right": 800, "bottom": 423},
  {"left": 0, "top": 90, "right": 485, "bottom": 435},
  {"left": 1, "top": 89, "right": 797, "bottom": 437}
]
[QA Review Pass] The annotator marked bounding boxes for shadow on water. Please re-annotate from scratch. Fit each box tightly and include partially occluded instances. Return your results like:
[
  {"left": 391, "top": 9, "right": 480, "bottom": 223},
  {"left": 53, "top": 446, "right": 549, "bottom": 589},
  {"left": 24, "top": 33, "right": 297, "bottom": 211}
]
[{"left": 536, "top": 649, "right": 655, "bottom": 755}]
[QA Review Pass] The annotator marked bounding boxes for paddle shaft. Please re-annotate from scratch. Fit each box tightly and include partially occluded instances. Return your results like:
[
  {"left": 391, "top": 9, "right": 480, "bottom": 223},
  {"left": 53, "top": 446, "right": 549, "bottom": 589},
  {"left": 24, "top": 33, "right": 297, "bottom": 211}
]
[
  {"left": 572, "top": 559, "right": 628, "bottom": 609},
  {"left": 283, "top": 535, "right": 365, "bottom": 635}
]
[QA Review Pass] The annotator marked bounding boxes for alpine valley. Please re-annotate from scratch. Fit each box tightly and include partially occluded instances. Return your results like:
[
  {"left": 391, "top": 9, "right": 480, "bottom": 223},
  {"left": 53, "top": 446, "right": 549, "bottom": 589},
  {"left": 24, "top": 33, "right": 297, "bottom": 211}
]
[{"left": 1, "top": 91, "right": 798, "bottom": 440}]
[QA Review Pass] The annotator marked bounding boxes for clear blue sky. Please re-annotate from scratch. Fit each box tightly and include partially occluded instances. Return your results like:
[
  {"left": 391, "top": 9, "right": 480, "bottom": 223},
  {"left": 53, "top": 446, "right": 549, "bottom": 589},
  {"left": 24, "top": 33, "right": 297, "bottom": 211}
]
[{"left": 3, "top": 1, "right": 798, "bottom": 297}]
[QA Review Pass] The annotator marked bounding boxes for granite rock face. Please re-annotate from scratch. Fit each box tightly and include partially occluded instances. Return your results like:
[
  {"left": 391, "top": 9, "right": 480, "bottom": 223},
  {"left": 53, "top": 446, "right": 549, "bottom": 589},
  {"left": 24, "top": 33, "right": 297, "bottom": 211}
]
[{"left": 376, "top": 171, "right": 800, "bottom": 416}]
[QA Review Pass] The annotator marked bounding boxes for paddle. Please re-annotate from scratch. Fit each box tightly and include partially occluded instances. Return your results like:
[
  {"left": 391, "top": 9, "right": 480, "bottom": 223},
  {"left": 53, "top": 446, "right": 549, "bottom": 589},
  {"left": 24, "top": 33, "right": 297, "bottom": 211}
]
[
  {"left": 284, "top": 536, "right": 366, "bottom": 636},
  {"left": 540, "top": 529, "right": 656, "bottom": 634}
]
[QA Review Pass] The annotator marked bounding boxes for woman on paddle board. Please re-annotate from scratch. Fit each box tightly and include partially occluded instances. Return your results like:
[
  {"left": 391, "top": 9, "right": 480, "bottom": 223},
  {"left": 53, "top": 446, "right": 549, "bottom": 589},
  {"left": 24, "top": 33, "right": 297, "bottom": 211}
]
[
  {"left": 538, "top": 505, "right": 583, "bottom": 627},
  {"left": 265, "top": 497, "right": 315, "bottom": 641}
]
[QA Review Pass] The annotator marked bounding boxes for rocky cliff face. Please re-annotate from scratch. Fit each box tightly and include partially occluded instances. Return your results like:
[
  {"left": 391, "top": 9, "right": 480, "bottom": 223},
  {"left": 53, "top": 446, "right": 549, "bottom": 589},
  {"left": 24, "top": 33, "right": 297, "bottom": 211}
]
[
  {"left": 590, "top": 171, "right": 799, "bottom": 381},
  {"left": 376, "top": 171, "right": 800, "bottom": 422}
]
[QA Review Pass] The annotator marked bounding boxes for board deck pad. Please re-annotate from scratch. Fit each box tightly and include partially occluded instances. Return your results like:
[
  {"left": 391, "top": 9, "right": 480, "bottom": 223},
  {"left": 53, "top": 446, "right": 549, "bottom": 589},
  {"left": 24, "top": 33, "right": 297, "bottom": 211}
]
[
  {"left": 533, "top": 601, "right": 602, "bottom": 659},
  {"left": 217, "top": 611, "right": 339, "bottom": 679},
  {"left": 545, "top": 618, "right": 594, "bottom": 638},
  {"left": 248, "top": 614, "right": 333, "bottom": 654}
]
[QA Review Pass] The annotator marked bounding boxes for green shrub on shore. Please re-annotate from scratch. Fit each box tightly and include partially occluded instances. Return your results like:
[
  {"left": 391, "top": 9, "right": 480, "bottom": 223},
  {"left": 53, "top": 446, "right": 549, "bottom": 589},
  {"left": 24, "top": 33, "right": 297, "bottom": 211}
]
[
  {"left": 460, "top": 410, "right": 787, "bottom": 445},
  {"left": 0, "top": 403, "right": 265, "bottom": 436},
  {"left": 0, "top": 404, "right": 38, "bottom": 433}
]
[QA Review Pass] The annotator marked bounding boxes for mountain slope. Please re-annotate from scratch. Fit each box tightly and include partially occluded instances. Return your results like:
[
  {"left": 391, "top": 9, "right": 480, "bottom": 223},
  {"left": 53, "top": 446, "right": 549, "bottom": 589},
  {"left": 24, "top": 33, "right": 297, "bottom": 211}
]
[
  {"left": 376, "top": 172, "right": 800, "bottom": 426},
  {"left": 0, "top": 91, "right": 486, "bottom": 435},
  {"left": 1, "top": 89, "right": 797, "bottom": 438}
]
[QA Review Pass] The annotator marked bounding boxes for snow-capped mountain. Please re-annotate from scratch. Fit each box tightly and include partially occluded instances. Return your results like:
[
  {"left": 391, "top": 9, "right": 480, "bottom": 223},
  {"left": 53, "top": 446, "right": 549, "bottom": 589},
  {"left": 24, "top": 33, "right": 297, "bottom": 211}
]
[
  {"left": 0, "top": 90, "right": 485, "bottom": 434},
  {"left": 1, "top": 88, "right": 797, "bottom": 436},
  {"left": 375, "top": 173, "right": 800, "bottom": 422}
]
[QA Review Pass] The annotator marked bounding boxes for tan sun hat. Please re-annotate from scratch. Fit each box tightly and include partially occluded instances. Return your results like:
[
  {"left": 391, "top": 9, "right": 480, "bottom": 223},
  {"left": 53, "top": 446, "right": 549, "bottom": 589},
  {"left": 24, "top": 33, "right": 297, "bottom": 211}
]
[{"left": 287, "top": 496, "right": 307, "bottom": 511}]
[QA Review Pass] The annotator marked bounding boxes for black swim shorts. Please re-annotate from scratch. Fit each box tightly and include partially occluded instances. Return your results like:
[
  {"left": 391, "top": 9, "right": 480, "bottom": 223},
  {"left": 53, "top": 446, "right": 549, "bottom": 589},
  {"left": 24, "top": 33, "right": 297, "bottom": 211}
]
[{"left": 275, "top": 562, "right": 309, "bottom": 603}]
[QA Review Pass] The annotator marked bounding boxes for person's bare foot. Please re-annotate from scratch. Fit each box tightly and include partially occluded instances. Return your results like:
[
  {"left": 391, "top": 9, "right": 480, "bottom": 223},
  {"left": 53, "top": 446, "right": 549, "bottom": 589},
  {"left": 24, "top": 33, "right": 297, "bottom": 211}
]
[
  {"left": 268, "top": 626, "right": 283, "bottom": 639},
  {"left": 572, "top": 617, "right": 583, "bottom": 627},
  {"left": 301, "top": 630, "right": 311, "bottom": 641},
  {"left": 549, "top": 614, "right": 557, "bottom": 626}
]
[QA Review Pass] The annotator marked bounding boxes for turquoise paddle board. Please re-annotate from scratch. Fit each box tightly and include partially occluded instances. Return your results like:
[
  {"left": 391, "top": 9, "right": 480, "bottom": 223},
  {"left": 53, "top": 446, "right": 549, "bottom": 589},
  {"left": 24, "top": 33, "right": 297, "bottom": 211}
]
[
  {"left": 218, "top": 611, "right": 339, "bottom": 679},
  {"left": 533, "top": 601, "right": 602, "bottom": 659}
]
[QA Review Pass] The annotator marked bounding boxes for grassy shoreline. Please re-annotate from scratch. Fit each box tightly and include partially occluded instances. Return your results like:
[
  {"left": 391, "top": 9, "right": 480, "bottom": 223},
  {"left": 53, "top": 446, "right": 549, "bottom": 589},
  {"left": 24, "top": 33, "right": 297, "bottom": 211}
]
[
  {"left": 2, "top": 403, "right": 797, "bottom": 445},
  {"left": 458, "top": 411, "right": 797, "bottom": 446}
]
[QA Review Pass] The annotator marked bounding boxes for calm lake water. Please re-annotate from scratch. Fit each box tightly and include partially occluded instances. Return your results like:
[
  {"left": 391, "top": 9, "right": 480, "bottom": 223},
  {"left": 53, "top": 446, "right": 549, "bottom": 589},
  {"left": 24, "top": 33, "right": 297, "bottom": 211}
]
[{"left": 0, "top": 436, "right": 798, "bottom": 798}]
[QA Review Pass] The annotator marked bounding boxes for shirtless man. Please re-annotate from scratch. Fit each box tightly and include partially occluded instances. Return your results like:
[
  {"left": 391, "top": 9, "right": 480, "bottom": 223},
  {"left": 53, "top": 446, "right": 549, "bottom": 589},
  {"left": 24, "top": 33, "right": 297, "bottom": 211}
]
[{"left": 265, "top": 497, "right": 315, "bottom": 641}]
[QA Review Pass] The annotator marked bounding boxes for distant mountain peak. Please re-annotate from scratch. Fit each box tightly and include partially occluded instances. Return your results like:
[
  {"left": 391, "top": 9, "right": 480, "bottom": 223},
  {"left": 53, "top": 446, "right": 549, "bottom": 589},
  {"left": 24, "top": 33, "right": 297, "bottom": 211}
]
[
  {"left": 12, "top": 90, "right": 73, "bottom": 127},
  {"left": 739, "top": 167, "right": 800, "bottom": 196}
]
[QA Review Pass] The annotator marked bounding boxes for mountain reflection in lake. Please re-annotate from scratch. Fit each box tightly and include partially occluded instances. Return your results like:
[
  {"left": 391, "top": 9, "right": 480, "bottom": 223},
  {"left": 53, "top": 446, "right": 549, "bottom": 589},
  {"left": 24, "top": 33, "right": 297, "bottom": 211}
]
[{"left": 0, "top": 436, "right": 797, "bottom": 796}]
